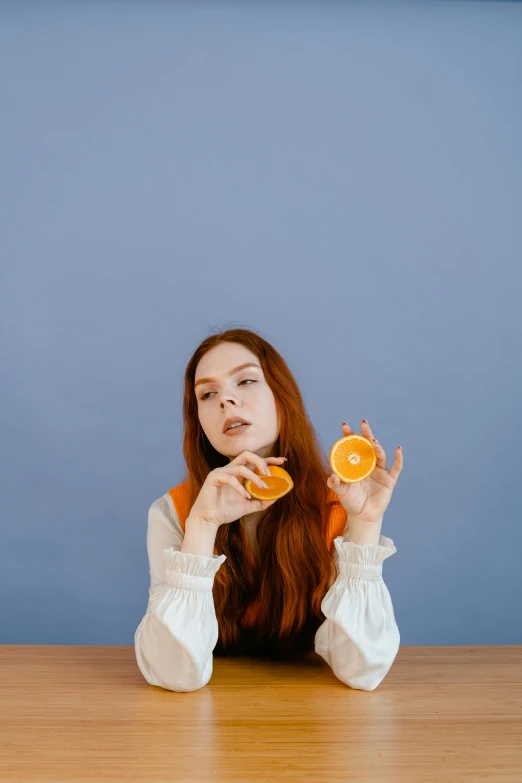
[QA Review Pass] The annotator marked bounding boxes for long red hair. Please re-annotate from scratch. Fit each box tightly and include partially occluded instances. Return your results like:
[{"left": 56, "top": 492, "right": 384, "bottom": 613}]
[{"left": 180, "top": 326, "right": 338, "bottom": 660}]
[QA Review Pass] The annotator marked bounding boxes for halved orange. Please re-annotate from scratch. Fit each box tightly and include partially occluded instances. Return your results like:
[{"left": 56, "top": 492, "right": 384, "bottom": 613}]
[
  {"left": 329, "top": 434, "right": 377, "bottom": 483},
  {"left": 244, "top": 465, "right": 294, "bottom": 500}
]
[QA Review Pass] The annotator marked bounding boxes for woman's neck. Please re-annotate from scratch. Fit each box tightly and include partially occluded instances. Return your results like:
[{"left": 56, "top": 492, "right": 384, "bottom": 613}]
[
  {"left": 241, "top": 510, "right": 264, "bottom": 529},
  {"left": 240, "top": 511, "right": 264, "bottom": 559}
]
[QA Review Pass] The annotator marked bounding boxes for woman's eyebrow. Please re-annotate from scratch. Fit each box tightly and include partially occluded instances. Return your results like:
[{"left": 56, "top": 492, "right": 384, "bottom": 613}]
[{"left": 194, "top": 362, "right": 261, "bottom": 389}]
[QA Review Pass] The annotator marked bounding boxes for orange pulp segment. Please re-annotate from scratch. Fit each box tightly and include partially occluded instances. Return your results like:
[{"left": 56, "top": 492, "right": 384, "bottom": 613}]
[
  {"left": 244, "top": 465, "right": 294, "bottom": 500},
  {"left": 329, "top": 434, "right": 377, "bottom": 483}
]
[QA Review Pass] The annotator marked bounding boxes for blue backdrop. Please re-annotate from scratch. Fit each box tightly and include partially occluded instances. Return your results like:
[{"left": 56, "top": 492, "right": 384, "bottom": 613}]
[{"left": 1, "top": 0, "right": 521, "bottom": 645}]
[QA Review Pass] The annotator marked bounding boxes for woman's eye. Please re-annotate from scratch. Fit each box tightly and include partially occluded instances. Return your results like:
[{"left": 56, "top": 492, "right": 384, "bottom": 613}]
[{"left": 200, "top": 378, "right": 256, "bottom": 400}]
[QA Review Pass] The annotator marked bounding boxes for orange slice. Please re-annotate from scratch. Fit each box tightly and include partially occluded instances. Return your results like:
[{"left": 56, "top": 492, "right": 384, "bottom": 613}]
[
  {"left": 329, "top": 434, "right": 377, "bottom": 483},
  {"left": 244, "top": 465, "right": 294, "bottom": 500}
]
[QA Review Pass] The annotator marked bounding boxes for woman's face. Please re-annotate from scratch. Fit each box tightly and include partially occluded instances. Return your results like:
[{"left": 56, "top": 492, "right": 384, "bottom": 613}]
[{"left": 194, "top": 342, "right": 280, "bottom": 462}]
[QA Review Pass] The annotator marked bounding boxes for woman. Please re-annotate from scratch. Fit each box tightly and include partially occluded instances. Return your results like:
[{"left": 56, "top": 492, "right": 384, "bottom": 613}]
[{"left": 134, "top": 327, "right": 403, "bottom": 692}]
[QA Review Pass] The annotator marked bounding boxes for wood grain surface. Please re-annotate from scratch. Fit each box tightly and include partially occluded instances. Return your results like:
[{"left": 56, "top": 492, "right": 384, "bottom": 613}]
[{"left": 1, "top": 645, "right": 521, "bottom": 782}]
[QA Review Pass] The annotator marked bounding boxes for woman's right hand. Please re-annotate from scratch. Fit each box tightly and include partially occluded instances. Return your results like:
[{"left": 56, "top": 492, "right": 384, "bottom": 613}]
[{"left": 189, "top": 451, "right": 288, "bottom": 527}]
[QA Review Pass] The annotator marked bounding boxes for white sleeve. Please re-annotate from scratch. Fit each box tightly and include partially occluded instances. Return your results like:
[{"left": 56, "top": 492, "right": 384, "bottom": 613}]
[
  {"left": 134, "top": 494, "right": 226, "bottom": 692},
  {"left": 314, "top": 533, "right": 400, "bottom": 691}
]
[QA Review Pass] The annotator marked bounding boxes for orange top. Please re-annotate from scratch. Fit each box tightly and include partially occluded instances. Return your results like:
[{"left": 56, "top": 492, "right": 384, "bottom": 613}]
[{"left": 167, "top": 476, "right": 347, "bottom": 628}]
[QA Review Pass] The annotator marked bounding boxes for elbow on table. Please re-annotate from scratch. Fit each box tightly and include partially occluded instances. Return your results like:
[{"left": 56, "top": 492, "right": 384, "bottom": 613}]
[
  {"left": 134, "top": 615, "right": 213, "bottom": 693},
  {"left": 337, "top": 656, "right": 398, "bottom": 691},
  {"left": 138, "top": 666, "right": 211, "bottom": 693},
  {"left": 338, "top": 666, "right": 390, "bottom": 691},
  {"left": 331, "top": 631, "right": 401, "bottom": 692},
  {"left": 135, "top": 652, "right": 212, "bottom": 693}
]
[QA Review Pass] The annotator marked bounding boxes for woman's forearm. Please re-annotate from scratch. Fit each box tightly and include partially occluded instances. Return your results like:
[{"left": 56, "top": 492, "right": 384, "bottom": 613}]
[
  {"left": 346, "top": 517, "right": 383, "bottom": 546},
  {"left": 180, "top": 515, "right": 220, "bottom": 557}
]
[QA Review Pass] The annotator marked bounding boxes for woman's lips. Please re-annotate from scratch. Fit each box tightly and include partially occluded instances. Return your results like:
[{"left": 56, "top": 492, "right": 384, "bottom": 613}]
[{"left": 224, "top": 423, "right": 251, "bottom": 436}]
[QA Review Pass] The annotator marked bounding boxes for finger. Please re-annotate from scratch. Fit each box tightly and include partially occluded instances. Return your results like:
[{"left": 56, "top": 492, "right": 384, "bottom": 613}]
[
  {"left": 220, "top": 474, "right": 254, "bottom": 499},
  {"left": 388, "top": 446, "right": 403, "bottom": 482},
  {"left": 370, "top": 437, "right": 387, "bottom": 470},
  {"left": 327, "top": 472, "right": 340, "bottom": 489},
  {"left": 361, "top": 418, "right": 374, "bottom": 439},
  {"left": 258, "top": 498, "right": 278, "bottom": 510},
  {"left": 232, "top": 450, "right": 273, "bottom": 476},
  {"left": 229, "top": 464, "right": 271, "bottom": 490},
  {"left": 360, "top": 420, "right": 387, "bottom": 469},
  {"left": 341, "top": 421, "right": 354, "bottom": 435},
  {"left": 327, "top": 472, "right": 348, "bottom": 494}
]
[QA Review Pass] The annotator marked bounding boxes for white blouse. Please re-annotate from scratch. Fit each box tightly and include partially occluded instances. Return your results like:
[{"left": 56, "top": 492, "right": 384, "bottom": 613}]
[{"left": 134, "top": 493, "right": 400, "bottom": 692}]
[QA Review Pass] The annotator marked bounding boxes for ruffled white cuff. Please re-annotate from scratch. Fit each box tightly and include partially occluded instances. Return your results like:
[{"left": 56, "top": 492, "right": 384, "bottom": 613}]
[
  {"left": 333, "top": 534, "right": 397, "bottom": 580},
  {"left": 163, "top": 548, "right": 227, "bottom": 591}
]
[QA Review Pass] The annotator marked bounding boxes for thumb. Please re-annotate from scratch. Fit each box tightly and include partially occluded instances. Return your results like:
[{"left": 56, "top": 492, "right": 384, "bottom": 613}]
[
  {"left": 327, "top": 473, "right": 342, "bottom": 494},
  {"left": 259, "top": 498, "right": 277, "bottom": 510}
]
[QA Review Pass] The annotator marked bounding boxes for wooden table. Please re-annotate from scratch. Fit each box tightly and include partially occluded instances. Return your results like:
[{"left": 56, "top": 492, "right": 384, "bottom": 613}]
[{"left": 1, "top": 645, "right": 521, "bottom": 782}]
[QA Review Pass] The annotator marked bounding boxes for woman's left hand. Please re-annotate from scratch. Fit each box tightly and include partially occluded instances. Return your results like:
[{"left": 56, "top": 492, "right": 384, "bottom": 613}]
[{"left": 327, "top": 420, "right": 403, "bottom": 524}]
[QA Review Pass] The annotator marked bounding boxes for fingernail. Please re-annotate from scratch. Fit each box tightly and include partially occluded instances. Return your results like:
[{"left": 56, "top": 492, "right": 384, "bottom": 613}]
[
  {"left": 342, "top": 422, "right": 347, "bottom": 426},
  {"left": 362, "top": 419, "right": 368, "bottom": 424},
  {"left": 259, "top": 480, "right": 268, "bottom": 488}
]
